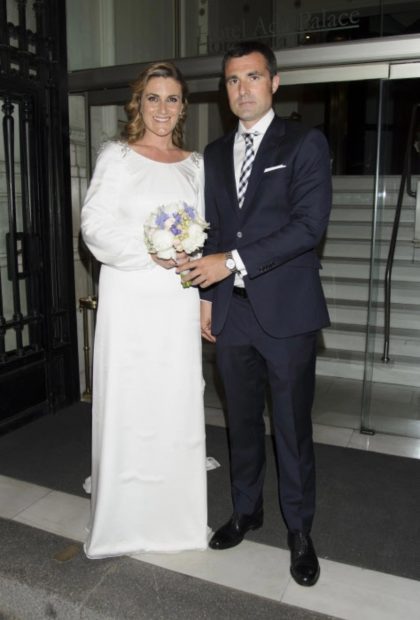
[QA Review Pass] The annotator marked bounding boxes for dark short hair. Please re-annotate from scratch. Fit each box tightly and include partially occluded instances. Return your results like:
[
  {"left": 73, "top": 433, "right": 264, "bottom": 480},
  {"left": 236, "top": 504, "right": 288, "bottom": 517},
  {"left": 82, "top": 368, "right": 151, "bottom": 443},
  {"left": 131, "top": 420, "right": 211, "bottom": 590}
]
[{"left": 222, "top": 40, "right": 278, "bottom": 78}]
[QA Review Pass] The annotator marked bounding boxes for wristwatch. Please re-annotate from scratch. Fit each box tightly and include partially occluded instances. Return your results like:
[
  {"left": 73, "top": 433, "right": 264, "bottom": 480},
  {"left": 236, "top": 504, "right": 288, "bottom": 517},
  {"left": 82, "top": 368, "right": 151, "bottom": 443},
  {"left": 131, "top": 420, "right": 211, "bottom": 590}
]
[{"left": 225, "top": 251, "right": 237, "bottom": 273}]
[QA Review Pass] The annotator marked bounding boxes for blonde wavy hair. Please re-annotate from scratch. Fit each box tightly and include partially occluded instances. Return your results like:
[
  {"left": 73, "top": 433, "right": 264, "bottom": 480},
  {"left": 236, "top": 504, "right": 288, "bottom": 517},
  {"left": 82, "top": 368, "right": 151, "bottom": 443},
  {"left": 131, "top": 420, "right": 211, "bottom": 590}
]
[{"left": 122, "top": 62, "right": 189, "bottom": 148}]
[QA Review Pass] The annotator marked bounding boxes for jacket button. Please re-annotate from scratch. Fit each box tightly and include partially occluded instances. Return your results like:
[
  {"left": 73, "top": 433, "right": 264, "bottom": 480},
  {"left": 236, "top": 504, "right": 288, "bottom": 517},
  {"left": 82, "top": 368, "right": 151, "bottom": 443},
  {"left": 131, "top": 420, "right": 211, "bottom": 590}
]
[{"left": 237, "top": 231, "right": 243, "bottom": 238}]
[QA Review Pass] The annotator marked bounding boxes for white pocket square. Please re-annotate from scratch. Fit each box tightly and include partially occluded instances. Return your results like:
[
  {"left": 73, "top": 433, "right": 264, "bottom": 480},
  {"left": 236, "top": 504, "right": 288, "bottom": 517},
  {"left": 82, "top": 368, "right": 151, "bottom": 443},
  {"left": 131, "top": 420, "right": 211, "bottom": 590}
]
[{"left": 264, "top": 164, "right": 287, "bottom": 173}]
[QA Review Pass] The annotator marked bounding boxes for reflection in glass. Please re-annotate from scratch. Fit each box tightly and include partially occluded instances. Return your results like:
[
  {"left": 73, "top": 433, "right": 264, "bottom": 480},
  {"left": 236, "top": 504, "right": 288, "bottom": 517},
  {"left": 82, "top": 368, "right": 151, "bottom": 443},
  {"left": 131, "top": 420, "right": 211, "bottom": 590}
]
[
  {"left": 67, "top": 0, "right": 176, "bottom": 71},
  {"left": 182, "top": 0, "right": 420, "bottom": 58}
]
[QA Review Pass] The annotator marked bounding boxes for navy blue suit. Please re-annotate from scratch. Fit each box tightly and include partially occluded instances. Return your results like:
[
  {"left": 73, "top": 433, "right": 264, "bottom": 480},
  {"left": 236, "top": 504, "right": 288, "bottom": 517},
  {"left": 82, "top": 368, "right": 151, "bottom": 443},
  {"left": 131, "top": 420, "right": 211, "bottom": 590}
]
[{"left": 202, "top": 116, "right": 332, "bottom": 533}]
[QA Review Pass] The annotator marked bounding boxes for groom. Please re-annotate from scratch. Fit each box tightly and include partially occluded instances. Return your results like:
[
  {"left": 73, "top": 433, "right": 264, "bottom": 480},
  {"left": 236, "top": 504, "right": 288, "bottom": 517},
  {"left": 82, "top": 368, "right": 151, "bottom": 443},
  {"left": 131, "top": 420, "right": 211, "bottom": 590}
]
[{"left": 181, "top": 40, "right": 331, "bottom": 587}]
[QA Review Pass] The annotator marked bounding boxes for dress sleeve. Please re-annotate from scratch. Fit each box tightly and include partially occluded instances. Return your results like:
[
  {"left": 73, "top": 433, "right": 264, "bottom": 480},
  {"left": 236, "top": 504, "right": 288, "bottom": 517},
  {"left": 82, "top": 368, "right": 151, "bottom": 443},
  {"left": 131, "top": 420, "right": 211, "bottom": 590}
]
[{"left": 81, "top": 142, "right": 154, "bottom": 271}]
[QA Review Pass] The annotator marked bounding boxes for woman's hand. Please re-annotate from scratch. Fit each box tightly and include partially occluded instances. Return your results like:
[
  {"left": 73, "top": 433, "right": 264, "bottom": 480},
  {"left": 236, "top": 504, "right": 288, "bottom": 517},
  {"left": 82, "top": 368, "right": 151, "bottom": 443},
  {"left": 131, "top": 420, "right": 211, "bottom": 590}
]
[
  {"left": 174, "top": 251, "right": 189, "bottom": 268},
  {"left": 150, "top": 251, "right": 190, "bottom": 270},
  {"left": 150, "top": 254, "right": 176, "bottom": 269}
]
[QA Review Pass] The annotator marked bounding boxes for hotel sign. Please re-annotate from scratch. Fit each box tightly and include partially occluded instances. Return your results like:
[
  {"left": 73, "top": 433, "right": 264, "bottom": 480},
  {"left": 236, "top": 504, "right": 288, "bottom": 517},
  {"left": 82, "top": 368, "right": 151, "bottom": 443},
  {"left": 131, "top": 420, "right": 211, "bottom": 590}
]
[{"left": 200, "top": 9, "right": 361, "bottom": 53}]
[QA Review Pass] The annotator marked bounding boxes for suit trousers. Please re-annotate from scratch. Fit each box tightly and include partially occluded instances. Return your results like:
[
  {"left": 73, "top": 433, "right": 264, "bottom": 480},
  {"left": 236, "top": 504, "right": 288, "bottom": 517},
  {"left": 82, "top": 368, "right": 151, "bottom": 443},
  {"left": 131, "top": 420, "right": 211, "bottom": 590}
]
[{"left": 215, "top": 294, "right": 317, "bottom": 533}]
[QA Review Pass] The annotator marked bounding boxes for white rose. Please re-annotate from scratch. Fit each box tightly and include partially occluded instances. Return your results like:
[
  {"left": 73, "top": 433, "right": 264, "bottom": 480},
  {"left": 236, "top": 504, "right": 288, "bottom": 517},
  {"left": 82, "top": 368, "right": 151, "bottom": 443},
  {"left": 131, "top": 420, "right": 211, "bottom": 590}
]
[
  {"left": 173, "top": 238, "right": 184, "bottom": 252},
  {"left": 163, "top": 203, "right": 178, "bottom": 215},
  {"left": 182, "top": 223, "right": 207, "bottom": 254},
  {"left": 152, "top": 229, "right": 176, "bottom": 260},
  {"left": 157, "top": 247, "right": 176, "bottom": 260}
]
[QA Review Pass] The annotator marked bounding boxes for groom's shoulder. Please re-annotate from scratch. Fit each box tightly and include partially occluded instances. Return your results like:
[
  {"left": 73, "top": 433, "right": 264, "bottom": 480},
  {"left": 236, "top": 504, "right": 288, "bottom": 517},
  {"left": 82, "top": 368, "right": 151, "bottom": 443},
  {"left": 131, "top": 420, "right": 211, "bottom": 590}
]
[{"left": 281, "top": 117, "right": 327, "bottom": 145}]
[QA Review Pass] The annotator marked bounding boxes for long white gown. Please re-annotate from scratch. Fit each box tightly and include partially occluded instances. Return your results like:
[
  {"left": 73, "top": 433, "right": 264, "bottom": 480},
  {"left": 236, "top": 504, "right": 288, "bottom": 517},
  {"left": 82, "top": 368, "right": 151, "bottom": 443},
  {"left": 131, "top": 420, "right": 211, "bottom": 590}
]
[{"left": 81, "top": 141, "right": 208, "bottom": 558}]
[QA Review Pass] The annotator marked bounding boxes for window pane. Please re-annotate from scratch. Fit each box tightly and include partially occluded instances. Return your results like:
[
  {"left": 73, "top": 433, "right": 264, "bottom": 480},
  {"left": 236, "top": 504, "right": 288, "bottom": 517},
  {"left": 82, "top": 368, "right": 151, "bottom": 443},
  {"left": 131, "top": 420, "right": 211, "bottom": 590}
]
[{"left": 66, "top": 0, "right": 175, "bottom": 71}]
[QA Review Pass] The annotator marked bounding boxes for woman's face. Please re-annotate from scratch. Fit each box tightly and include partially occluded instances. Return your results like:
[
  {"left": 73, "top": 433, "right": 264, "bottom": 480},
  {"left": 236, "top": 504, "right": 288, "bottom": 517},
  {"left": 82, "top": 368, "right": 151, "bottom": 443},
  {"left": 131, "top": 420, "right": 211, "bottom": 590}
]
[{"left": 140, "top": 76, "right": 184, "bottom": 140}]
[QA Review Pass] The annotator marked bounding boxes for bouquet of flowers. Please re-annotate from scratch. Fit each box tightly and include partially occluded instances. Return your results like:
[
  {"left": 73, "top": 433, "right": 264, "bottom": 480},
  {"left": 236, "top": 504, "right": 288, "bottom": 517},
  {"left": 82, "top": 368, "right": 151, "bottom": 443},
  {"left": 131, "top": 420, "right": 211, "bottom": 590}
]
[{"left": 144, "top": 201, "right": 209, "bottom": 286}]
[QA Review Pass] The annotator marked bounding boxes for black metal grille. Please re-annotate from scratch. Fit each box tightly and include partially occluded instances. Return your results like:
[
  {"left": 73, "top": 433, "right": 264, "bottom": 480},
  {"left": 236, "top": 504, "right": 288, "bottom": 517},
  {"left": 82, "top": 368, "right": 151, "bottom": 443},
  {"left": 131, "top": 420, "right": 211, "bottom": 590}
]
[{"left": 0, "top": 0, "right": 79, "bottom": 427}]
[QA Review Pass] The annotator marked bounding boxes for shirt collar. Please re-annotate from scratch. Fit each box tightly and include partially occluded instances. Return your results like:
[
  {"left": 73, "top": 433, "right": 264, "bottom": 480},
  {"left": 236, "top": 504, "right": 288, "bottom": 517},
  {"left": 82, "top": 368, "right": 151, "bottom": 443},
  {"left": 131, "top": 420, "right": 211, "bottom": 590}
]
[{"left": 236, "top": 108, "right": 275, "bottom": 140}]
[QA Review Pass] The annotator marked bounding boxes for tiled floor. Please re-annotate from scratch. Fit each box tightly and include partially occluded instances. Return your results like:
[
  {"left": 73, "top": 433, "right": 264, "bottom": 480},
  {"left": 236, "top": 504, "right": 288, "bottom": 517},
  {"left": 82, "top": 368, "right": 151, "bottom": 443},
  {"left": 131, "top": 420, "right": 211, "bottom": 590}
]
[
  {"left": 0, "top": 369, "right": 420, "bottom": 620},
  {"left": 2, "top": 369, "right": 420, "bottom": 619},
  {"left": 1, "top": 430, "right": 420, "bottom": 620},
  {"left": 312, "top": 376, "right": 420, "bottom": 438}
]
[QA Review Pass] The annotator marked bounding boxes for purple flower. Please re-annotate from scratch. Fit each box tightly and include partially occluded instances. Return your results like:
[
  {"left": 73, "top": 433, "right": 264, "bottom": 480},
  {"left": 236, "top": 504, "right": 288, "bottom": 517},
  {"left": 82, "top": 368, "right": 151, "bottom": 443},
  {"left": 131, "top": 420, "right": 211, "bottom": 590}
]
[
  {"left": 170, "top": 224, "right": 181, "bottom": 235},
  {"left": 156, "top": 210, "right": 170, "bottom": 229},
  {"left": 183, "top": 204, "right": 196, "bottom": 220}
]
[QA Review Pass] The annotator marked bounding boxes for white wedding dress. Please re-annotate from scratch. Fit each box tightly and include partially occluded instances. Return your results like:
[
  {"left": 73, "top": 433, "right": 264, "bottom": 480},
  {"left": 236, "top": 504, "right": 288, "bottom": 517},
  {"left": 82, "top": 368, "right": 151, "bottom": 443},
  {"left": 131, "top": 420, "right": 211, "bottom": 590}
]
[{"left": 81, "top": 141, "right": 208, "bottom": 558}]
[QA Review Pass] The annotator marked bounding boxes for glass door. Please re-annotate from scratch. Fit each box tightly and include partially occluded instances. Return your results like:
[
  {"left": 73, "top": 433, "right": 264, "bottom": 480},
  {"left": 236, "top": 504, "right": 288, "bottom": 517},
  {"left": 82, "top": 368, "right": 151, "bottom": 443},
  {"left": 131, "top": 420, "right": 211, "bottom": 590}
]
[
  {"left": 362, "top": 70, "right": 420, "bottom": 439},
  {"left": 272, "top": 77, "right": 382, "bottom": 433}
]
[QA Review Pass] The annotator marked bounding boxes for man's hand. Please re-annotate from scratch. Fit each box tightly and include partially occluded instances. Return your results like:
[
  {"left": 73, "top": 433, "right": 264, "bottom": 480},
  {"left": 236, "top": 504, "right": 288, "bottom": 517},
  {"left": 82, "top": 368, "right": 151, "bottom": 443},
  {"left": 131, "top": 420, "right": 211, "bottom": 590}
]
[
  {"left": 200, "top": 301, "right": 216, "bottom": 343},
  {"left": 177, "top": 253, "right": 230, "bottom": 288}
]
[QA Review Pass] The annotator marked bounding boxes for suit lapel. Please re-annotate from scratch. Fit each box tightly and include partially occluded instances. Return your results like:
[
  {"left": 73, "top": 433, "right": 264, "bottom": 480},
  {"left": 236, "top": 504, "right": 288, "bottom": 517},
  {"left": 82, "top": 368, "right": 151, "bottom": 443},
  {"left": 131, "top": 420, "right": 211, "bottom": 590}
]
[
  {"left": 220, "top": 130, "right": 238, "bottom": 212},
  {"left": 240, "top": 116, "right": 286, "bottom": 212}
]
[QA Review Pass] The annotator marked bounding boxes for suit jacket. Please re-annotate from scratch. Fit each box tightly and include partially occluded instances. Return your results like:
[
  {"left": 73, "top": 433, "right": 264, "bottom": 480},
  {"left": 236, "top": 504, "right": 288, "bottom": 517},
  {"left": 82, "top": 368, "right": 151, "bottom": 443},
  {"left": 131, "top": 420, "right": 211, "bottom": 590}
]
[{"left": 201, "top": 115, "right": 332, "bottom": 338}]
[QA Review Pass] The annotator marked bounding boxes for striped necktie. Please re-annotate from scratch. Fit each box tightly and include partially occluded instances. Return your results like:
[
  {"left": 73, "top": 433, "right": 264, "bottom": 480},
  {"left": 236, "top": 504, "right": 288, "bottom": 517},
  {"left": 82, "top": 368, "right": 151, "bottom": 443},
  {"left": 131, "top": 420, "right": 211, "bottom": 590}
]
[{"left": 238, "top": 133, "right": 255, "bottom": 208}]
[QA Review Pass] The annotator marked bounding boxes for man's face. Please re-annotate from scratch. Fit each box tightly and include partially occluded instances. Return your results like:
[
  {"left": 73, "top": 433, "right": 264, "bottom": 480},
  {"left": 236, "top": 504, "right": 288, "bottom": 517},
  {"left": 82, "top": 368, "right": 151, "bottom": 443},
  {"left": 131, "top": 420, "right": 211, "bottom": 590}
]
[{"left": 224, "top": 52, "right": 279, "bottom": 128}]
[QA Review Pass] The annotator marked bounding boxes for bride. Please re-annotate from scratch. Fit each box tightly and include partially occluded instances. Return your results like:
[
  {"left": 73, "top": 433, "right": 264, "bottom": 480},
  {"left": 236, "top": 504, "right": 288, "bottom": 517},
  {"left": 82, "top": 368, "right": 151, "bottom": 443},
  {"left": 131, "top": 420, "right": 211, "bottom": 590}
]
[{"left": 81, "top": 61, "right": 208, "bottom": 558}]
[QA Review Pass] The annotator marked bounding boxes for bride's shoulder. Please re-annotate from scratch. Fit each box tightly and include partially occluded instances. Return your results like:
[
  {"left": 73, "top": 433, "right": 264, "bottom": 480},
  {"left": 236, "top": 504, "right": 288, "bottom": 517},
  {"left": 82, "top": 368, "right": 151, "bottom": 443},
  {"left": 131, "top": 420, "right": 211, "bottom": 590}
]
[
  {"left": 96, "top": 139, "right": 130, "bottom": 161},
  {"left": 188, "top": 151, "right": 203, "bottom": 168}
]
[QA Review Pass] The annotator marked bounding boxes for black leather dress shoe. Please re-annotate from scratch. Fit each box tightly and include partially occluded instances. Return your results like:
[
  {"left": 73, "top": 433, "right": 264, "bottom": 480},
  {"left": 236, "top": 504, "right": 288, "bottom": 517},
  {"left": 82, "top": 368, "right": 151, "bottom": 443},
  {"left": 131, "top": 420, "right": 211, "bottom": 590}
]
[
  {"left": 209, "top": 509, "right": 264, "bottom": 550},
  {"left": 288, "top": 531, "right": 320, "bottom": 587}
]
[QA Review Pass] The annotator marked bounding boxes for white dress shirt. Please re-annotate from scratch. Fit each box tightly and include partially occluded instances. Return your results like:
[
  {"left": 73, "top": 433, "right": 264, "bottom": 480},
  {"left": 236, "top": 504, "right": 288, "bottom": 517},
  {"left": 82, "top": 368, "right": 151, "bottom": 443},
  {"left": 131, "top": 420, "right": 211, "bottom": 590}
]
[{"left": 232, "top": 108, "right": 275, "bottom": 285}]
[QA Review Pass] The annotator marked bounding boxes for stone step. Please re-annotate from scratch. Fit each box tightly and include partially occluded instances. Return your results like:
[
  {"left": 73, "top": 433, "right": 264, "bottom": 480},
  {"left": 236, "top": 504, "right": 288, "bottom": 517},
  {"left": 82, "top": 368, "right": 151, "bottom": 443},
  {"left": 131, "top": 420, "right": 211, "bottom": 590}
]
[
  {"left": 321, "top": 277, "right": 420, "bottom": 304},
  {"left": 321, "top": 257, "right": 420, "bottom": 281},
  {"left": 332, "top": 190, "right": 416, "bottom": 208},
  {"left": 204, "top": 347, "right": 420, "bottom": 389},
  {"left": 326, "top": 221, "right": 414, "bottom": 241},
  {"left": 321, "top": 323, "right": 420, "bottom": 358},
  {"left": 331, "top": 173, "right": 419, "bottom": 191},
  {"left": 329, "top": 204, "right": 415, "bottom": 223},
  {"left": 321, "top": 238, "right": 418, "bottom": 260},
  {"left": 204, "top": 322, "right": 420, "bottom": 384},
  {"left": 327, "top": 301, "right": 420, "bottom": 330},
  {"left": 331, "top": 175, "right": 408, "bottom": 191},
  {"left": 317, "top": 350, "right": 420, "bottom": 387}
]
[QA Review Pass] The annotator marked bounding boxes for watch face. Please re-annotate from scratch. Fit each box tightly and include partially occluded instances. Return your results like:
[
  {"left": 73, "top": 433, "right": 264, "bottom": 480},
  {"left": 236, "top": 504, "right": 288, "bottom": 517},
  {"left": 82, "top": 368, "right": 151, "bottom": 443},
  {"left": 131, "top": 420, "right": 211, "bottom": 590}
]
[{"left": 226, "top": 258, "right": 236, "bottom": 271}]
